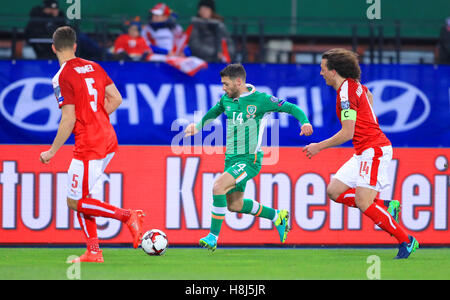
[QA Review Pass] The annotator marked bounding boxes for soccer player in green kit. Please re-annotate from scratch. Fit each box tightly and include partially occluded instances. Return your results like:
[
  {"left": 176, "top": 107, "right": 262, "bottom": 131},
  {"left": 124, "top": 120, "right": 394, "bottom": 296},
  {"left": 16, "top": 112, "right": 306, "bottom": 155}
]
[{"left": 184, "top": 64, "right": 313, "bottom": 251}]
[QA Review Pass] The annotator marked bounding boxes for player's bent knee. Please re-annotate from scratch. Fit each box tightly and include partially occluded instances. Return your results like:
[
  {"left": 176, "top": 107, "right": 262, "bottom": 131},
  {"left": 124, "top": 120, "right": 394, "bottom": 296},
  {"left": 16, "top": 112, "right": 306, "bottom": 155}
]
[
  {"left": 227, "top": 201, "right": 242, "bottom": 213},
  {"left": 212, "top": 181, "right": 226, "bottom": 195},
  {"left": 213, "top": 174, "right": 235, "bottom": 195},
  {"left": 227, "top": 203, "right": 237, "bottom": 212},
  {"left": 326, "top": 186, "right": 339, "bottom": 201},
  {"left": 354, "top": 197, "right": 371, "bottom": 212},
  {"left": 67, "top": 197, "right": 79, "bottom": 211},
  {"left": 327, "top": 190, "right": 337, "bottom": 201}
]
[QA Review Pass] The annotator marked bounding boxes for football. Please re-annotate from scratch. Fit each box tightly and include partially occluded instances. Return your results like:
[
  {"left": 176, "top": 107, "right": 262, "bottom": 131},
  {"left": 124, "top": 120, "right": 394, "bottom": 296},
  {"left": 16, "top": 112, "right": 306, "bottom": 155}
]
[{"left": 141, "top": 229, "right": 168, "bottom": 256}]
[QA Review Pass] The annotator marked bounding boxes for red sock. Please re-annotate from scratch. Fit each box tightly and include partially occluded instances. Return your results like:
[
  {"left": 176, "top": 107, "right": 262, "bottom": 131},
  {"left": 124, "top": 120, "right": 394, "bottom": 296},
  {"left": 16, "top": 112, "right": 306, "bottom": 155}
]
[
  {"left": 335, "top": 188, "right": 389, "bottom": 209},
  {"left": 363, "top": 203, "right": 410, "bottom": 243},
  {"left": 77, "top": 198, "right": 130, "bottom": 222},
  {"left": 335, "top": 188, "right": 357, "bottom": 207},
  {"left": 77, "top": 212, "right": 100, "bottom": 253}
]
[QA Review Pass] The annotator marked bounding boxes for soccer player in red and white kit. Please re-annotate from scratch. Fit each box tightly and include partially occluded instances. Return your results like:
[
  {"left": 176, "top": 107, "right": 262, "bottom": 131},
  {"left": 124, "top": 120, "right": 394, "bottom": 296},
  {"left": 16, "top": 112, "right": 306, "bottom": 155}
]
[
  {"left": 40, "top": 26, "right": 146, "bottom": 263},
  {"left": 303, "top": 48, "right": 419, "bottom": 259}
]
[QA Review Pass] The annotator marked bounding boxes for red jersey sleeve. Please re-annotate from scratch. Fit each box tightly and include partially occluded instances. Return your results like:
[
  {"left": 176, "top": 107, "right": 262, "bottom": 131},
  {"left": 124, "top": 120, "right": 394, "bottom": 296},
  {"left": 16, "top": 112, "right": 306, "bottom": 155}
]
[
  {"left": 361, "top": 84, "right": 368, "bottom": 93},
  {"left": 92, "top": 61, "right": 113, "bottom": 86},
  {"left": 58, "top": 71, "right": 77, "bottom": 108},
  {"left": 104, "top": 69, "right": 113, "bottom": 86},
  {"left": 338, "top": 80, "right": 358, "bottom": 112}
]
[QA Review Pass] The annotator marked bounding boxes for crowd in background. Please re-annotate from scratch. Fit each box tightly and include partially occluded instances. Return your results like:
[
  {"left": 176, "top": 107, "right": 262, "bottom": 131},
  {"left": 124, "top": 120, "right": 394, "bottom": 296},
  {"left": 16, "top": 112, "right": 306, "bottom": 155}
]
[
  {"left": 24, "top": 0, "right": 235, "bottom": 64},
  {"left": 22, "top": 0, "right": 450, "bottom": 64}
]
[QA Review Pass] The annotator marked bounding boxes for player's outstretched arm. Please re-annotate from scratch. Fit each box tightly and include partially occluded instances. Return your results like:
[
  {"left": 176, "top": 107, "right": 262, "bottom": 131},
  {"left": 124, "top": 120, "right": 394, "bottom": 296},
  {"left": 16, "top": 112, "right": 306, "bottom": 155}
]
[
  {"left": 40, "top": 104, "right": 76, "bottom": 164},
  {"left": 300, "top": 123, "right": 313, "bottom": 136},
  {"left": 303, "top": 119, "right": 355, "bottom": 159},
  {"left": 184, "top": 123, "right": 199, "bottom": 137},
  {"left": 185, "top": 99, "right": 225, "bottom": 137},
  {"left": 104, "top": 83, "right": 123, "bottom": 115},
  {"left": 277, "top": 101, "right": 313, "bottom": 136}
]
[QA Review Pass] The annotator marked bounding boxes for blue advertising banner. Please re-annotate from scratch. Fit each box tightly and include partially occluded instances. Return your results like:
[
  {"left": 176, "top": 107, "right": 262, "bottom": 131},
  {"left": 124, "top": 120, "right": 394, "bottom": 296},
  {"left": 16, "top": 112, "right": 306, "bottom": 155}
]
[{"left": 0, "top": 60, "right": 449, "bottom": 147}]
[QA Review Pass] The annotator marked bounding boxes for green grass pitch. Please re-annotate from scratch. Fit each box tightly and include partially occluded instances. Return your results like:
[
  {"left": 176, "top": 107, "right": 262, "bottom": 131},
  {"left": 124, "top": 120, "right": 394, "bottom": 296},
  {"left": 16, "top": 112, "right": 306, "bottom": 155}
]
[{"left": 1, "top": 247, "right": 449, "bottom": 280}]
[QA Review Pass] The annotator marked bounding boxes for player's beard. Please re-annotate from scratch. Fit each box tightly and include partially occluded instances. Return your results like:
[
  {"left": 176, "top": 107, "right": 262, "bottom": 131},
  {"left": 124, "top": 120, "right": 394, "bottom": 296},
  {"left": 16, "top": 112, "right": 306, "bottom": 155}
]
[{"left": 227, "top": 86, "right": 240, "bottom": 99}]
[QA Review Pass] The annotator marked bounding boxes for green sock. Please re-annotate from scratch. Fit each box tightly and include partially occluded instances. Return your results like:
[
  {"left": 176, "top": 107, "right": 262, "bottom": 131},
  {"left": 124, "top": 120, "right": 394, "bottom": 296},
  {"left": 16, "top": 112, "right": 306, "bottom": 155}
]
[
  {"left": 239, "top": 198, "right": 278, "bottom": 222},
  {"left": 210, "top": 194, "right": 227, "bottom": 237}
]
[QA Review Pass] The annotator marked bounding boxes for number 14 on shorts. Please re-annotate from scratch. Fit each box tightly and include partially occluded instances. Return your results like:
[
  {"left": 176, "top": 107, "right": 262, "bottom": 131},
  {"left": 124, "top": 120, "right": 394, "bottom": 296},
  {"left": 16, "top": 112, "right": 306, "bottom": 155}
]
[
  {"left": 231, "top": 163, "right": 246, "bottom": 176},
  {"left": 359, "top": 161, "right": 370, "bottom": 176}
]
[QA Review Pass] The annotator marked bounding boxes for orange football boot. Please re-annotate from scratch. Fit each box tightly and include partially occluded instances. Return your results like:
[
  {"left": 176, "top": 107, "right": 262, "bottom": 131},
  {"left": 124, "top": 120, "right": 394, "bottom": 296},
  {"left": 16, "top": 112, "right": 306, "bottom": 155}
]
[
  {"left": 126, "top": 210, "right": 146, "bottom": 248},
  {"left": 69, "top": 250, "right": 104, "bottom": 263}
]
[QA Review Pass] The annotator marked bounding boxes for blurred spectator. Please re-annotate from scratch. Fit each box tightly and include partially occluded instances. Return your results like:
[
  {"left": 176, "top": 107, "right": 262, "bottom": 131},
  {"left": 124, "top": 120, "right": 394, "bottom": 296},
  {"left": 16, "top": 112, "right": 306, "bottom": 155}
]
[
  {"left": 24, "top": 0, "right": 67, "bottom": 59},
  {"left": 188, "top": 0, "right": 234, "bottom": 62},
  {"left": 113, "top": 17, "right": 152, "bottom": 61},
  {"left": 141, "top": 3, "right": 191, "bottom": 57},
  {"left": 438, "top": 17, "right": 450, "bottom": 64},
  {"left": 25, "top": 0, "right": 104, "bottom": 60}
]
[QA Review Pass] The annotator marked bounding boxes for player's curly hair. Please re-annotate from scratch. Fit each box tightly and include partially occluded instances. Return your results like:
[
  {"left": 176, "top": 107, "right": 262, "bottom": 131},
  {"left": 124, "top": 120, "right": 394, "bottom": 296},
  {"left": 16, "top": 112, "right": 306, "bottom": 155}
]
[
  {"left": 52, "top": 26, "right": 77, "bottom": 51},
  {"left": 322, "top": 48, "right": 361, "bottom": 80}
]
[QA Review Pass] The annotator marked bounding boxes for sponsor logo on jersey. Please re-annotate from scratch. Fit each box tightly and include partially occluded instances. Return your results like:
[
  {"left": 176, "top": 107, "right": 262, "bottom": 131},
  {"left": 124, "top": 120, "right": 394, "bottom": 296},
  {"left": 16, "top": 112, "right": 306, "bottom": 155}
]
[{"left": 356, "top": 83, "right": 363, "bottom": 97}]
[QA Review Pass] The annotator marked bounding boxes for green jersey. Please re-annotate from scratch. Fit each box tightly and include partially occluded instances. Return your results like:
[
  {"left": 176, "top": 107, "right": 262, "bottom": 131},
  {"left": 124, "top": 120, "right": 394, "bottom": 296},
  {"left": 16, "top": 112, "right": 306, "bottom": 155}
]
[{"left": 196, "top": 84, "right": 310, "bottom": 159}]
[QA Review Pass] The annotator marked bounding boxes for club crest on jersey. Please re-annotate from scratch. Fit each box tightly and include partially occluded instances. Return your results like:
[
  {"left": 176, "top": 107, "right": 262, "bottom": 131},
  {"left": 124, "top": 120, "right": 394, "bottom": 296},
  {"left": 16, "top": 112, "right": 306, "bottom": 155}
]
[{"left": 246, "top": 105, "right": 257, "bottom": 118}]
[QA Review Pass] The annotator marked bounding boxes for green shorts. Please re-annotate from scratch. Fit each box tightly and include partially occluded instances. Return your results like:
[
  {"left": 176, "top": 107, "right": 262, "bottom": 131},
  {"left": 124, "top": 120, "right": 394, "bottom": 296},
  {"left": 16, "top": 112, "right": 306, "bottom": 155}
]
[{"left": 224, "top": 152, "right": 263, "bottom": 194}]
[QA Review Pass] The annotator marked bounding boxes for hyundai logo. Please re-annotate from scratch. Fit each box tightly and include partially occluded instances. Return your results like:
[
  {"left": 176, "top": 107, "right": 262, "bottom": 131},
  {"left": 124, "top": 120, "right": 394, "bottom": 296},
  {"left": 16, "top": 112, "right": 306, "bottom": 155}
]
[
  {"left": 0, "top": 78, "right": 60, "bottom": 131},
  {"left": 366, "top": 80, "right": 430, "bottom": 133}
]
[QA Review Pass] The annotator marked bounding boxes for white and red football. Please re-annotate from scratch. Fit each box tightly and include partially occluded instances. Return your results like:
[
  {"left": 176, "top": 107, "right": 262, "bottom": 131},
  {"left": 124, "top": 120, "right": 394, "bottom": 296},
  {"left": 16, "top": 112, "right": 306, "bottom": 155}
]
[{"left": 141, "top": 229, "right": 168, "bottom": 256}]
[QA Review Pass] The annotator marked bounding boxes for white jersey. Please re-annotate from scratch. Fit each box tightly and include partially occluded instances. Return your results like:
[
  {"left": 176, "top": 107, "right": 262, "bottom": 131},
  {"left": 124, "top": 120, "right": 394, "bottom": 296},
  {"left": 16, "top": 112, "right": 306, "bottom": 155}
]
[{"left": 141, "top": 24, "right": 183, "bottom": 52}]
